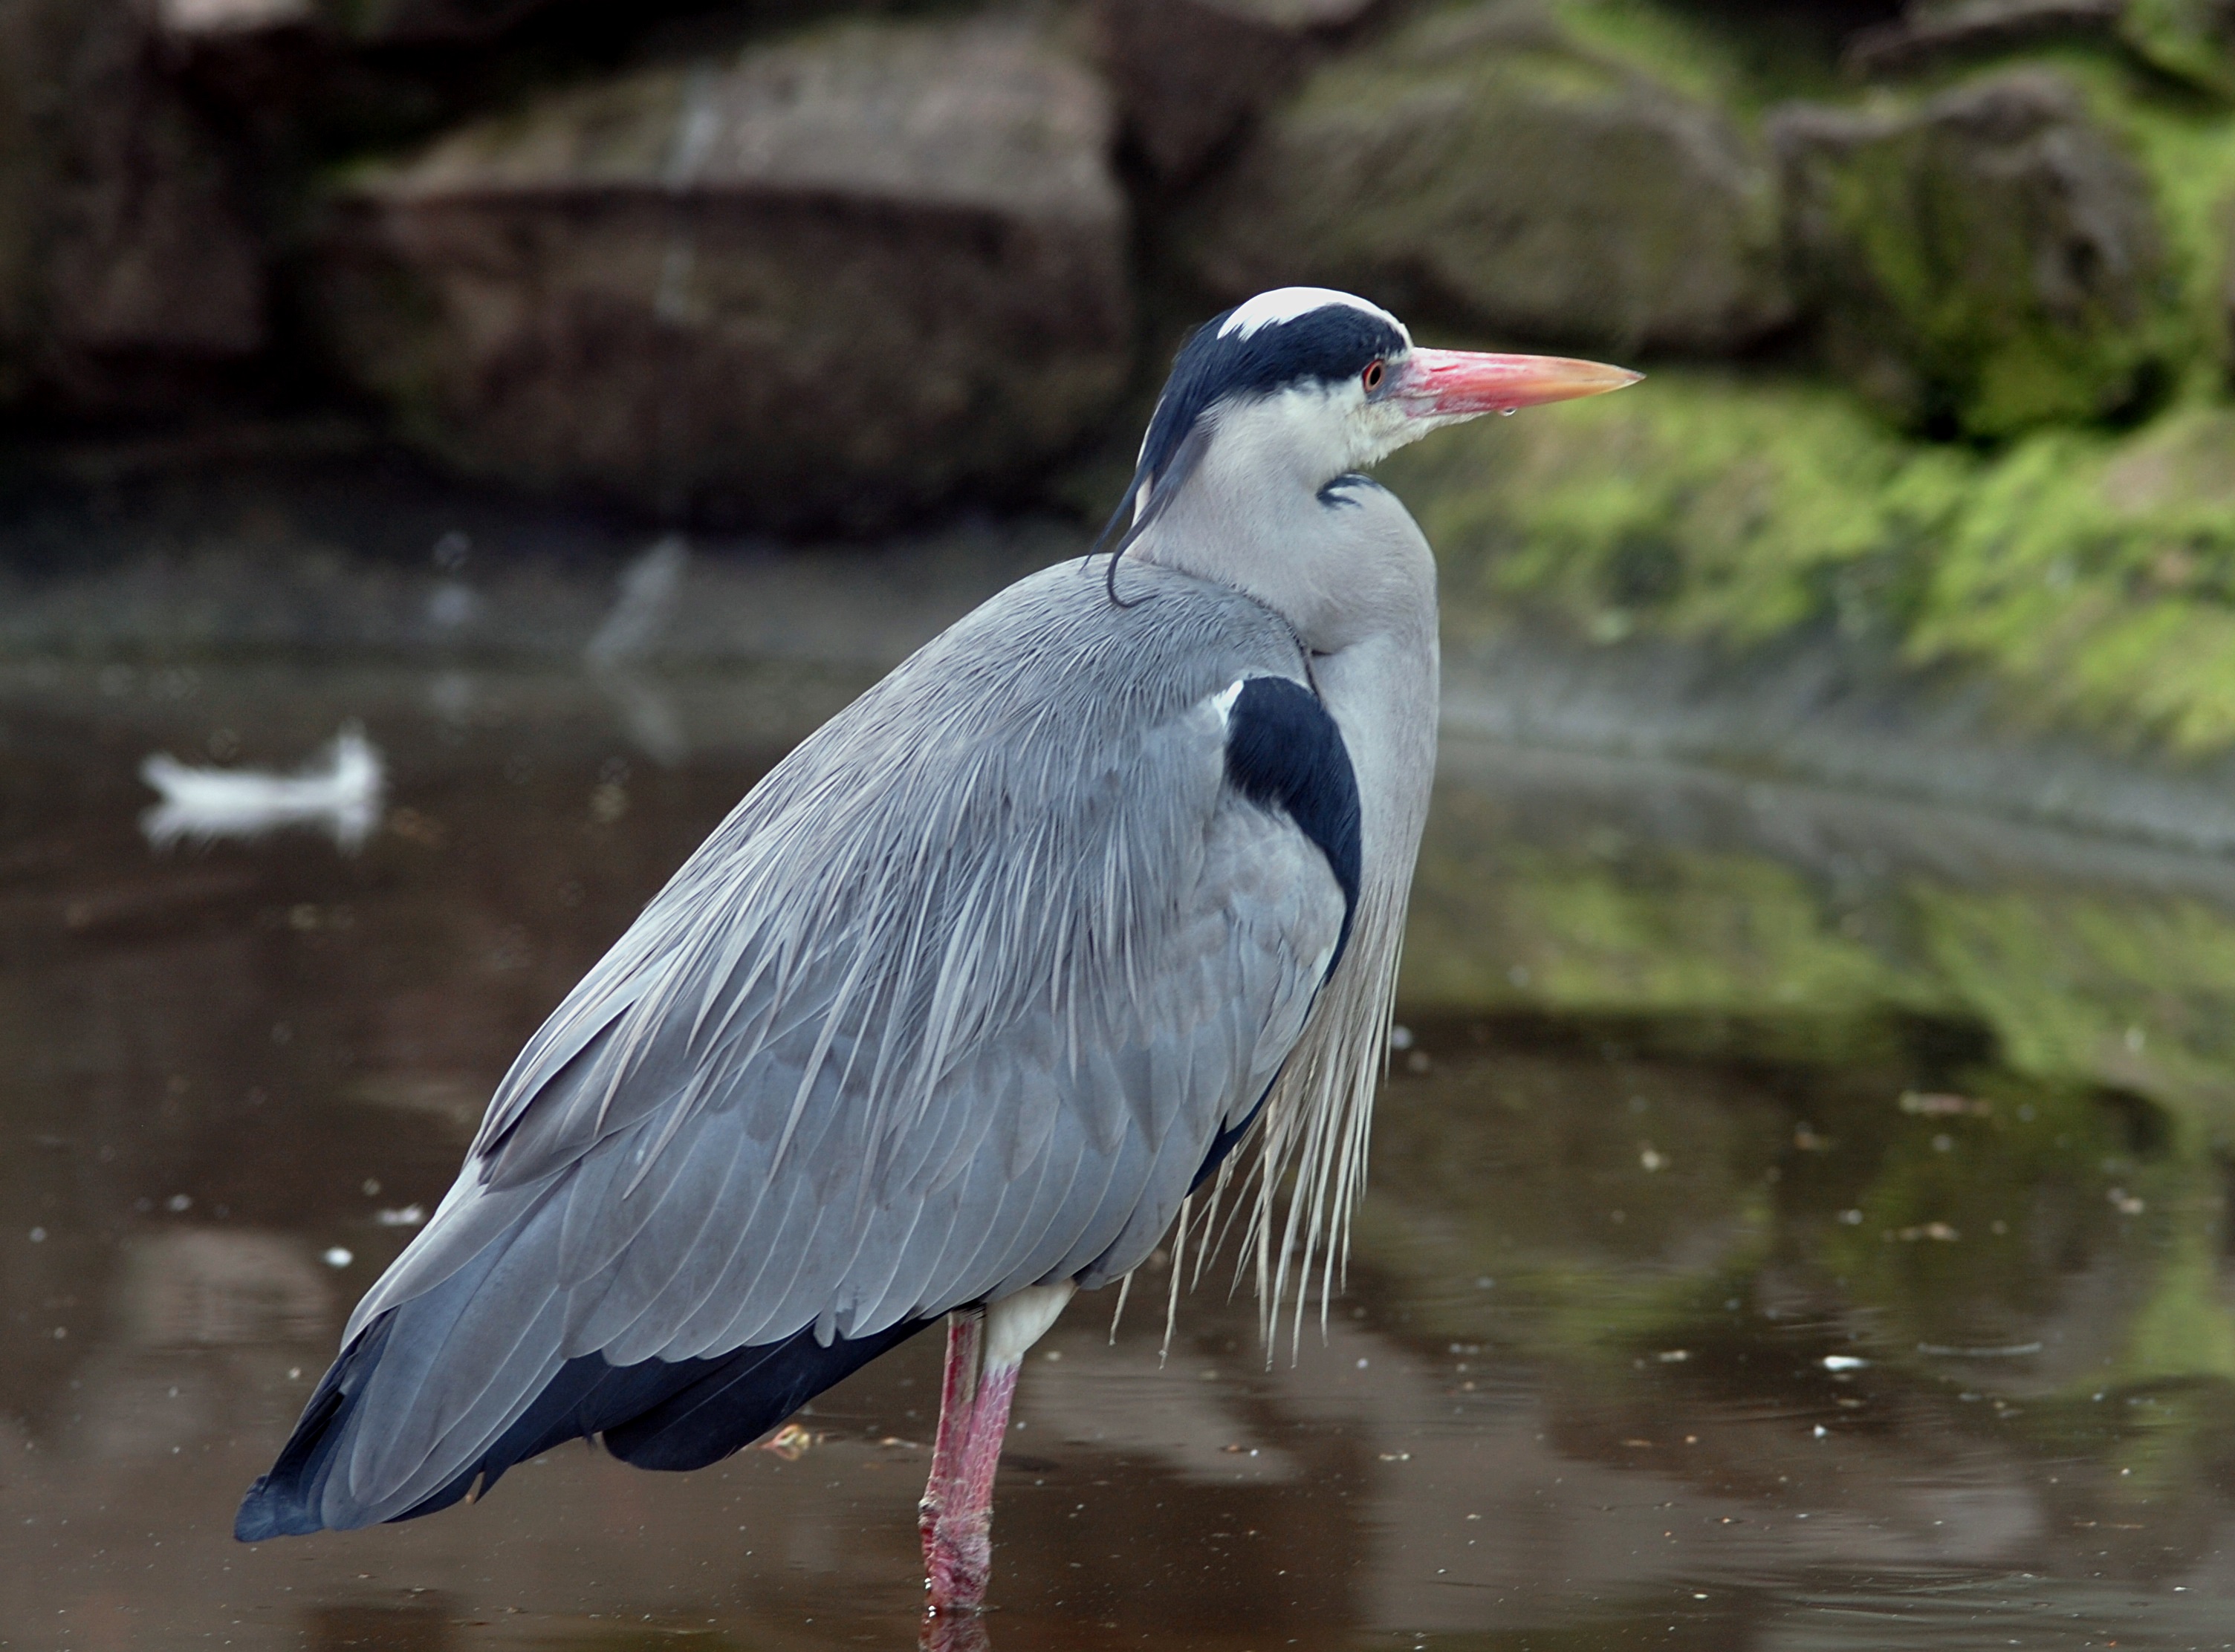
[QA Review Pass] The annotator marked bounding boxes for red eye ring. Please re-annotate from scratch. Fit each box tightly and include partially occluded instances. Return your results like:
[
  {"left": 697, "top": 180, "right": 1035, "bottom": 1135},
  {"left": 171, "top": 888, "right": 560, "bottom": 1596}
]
[{"left": 1362, "top": 360, "right": 1386, "bottom": 392}]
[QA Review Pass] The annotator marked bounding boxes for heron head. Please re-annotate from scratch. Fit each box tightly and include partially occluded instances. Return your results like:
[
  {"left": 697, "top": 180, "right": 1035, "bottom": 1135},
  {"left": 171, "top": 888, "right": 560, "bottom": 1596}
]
[{"left": 1106, "top": 288, "right": 1640, "bottom": 550}]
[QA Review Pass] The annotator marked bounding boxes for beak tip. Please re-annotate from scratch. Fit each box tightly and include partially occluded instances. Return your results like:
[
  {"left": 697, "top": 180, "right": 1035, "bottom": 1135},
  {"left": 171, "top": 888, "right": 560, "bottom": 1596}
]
[
  {"left": 1571, "top": 362, "right": 1644, "bottom": 402},
  {"left": 1405, "top": 348, "right": 1646, "bottom": 413},
  {"left": 1537, "top": 360, "right": 1644, "bottom": 407}
]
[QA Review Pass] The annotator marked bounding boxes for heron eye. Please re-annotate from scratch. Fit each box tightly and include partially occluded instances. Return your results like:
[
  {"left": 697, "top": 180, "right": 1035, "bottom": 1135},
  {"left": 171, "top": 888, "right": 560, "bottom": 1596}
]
[{"left": 1362, "top": 360, "right": 1386, "bottom": 393}]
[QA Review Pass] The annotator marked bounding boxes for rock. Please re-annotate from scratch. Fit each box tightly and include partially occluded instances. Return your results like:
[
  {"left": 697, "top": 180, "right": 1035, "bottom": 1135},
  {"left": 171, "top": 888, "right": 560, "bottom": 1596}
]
[
  {"left": 313, "top": 0, "right": 552, "bottom": 45},
  {"left": 0, "top": 0, "right": 266, "bottom": 411},
  {"left": 1771, "top": 68, "right": 2177, "bottom": 437},
  {"left": 1175, "top": 1, "right": 1790, "bottom": 354},
  {"left": 312, "top": 16, "right": 1131, "bottom": 529},
  {"left": 160, "top": 0, "right": 550, "bottom": 45},
  {"left": 1089, "top": 0, "right": 1378, "bottom": 181},
  {"left": 0, "top": 5, "right": 42, "bottom": 403},
  {"left": 155, "top": 0, "right": 316, "bottom": 38},
  {"left": 1850, "top": 0, "right": 2235, "bottom": 94},
  {"left": 1845, "top": 1, "right": 2123, "bottom": 77},
  {"left": 2119, "top": 0, "right": 2235, "bottom": 96}
]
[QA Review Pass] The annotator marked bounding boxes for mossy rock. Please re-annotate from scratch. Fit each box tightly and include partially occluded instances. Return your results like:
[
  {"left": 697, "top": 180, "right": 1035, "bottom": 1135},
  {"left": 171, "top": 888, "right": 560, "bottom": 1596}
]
[
  {"left": 1386, "top": 364, "right": 2235, "bottom": 755},
  {"left": 1382, "top": 367, "right": 1970, "bottom": 649},
  {"left": 1175, "top": 0, "right": 1791, "bottom": 352},
  {"left": 2121, "top": 0, "right": 2235, "bottom": 97},
  {"left": 1910, "top": 404, "right": 2235, "bottom": 752},
  {"left": 1824, "top": 42, "right": 2235, "bottom": 399},
  {"left": 1771, "top": 65, "right": 2183, "bottom": 438}
]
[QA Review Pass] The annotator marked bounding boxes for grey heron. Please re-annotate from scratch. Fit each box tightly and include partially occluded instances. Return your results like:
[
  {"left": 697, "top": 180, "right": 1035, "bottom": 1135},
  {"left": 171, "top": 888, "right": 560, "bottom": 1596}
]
[{"left": 235, "top": 287, "right": 1637, "bottom": 1616}]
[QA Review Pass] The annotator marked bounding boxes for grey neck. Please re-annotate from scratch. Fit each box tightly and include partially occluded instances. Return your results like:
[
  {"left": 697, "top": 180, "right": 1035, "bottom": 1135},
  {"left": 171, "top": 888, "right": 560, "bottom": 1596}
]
[{"left": 1126, "top": 404, "right": 1438, "bottom": 662}]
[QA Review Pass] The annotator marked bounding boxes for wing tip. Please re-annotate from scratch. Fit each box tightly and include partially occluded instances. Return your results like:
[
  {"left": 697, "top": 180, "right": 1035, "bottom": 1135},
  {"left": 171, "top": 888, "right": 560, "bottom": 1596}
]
[
  {"left": 232, "top": 1317, "right": 398, "bottom": 1542},
  {"left": 233, "top": 1474, "right": 328, "bottom": 1542}
]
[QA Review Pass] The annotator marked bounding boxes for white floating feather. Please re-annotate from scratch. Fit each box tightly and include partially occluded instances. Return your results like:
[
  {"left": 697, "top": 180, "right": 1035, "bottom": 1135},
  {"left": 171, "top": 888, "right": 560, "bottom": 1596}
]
[{"left": 140, "top": 724, "right": 385, "bottom": 853}]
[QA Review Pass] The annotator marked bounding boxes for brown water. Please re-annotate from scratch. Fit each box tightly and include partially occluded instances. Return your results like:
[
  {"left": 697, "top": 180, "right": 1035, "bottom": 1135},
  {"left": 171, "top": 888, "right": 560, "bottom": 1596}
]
[{"left": 4, "top": 654, "right": 2234, "bottom": 1652}]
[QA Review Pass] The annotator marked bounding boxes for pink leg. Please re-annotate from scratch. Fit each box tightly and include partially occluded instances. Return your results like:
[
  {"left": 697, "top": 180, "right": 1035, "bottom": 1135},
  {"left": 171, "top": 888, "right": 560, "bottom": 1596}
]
[
  {"left": 918, "top": 1282, "right": 1071, "bottom": 1618},
  {"left": 919, "top": 1310, "right": 982, "bottom": 1567},
  {"left": 918, "top": 1602, "right": 993, "bottom": 1652},
  {"left": 924, "top": 1360, "right": 1020, "bottom": 1614}
]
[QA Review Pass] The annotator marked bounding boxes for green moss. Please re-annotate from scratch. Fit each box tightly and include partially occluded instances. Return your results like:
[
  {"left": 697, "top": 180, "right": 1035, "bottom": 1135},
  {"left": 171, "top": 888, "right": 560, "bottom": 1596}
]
[
  {"left": 1385, "top": 359, "right": 2235, "bottom": 755},
  {"left": 1906, "top": 409, "right": 2235, "bottom": 751},
  {"left": 2000, "top": 46, "right": 2235, "bottom": 393},
  {"left": 1357, "top": 29, "right": 2235, "bottom": 628},
  {"left": 1541, "top": 0, "right": 1747, "bottom": 108},
  {"left": 1781, "top": 63, "right": 2187, "bottom": 438},
  {"left": 1386, "top": 368, "right": 1970, "bottom": 648},
  {"left": 2121, "top": 0, "right": 2235, "bottom": 97},
  {"left": 1793, "top": 45, "right": 2235, "bottom": 411},
  {"left": 1372, "top": 42, "right": 2235, "bottom": 756}
]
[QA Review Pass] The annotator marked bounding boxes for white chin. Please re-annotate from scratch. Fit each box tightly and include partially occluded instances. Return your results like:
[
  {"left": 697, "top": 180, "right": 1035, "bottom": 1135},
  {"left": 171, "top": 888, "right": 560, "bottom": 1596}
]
[{"left": 1354, "top": 405, "right": 1482, "bottom": 467}]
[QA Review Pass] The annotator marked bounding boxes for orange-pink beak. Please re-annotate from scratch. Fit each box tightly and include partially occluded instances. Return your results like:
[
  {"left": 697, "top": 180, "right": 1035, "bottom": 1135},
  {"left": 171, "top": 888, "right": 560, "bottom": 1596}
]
[{"left": 1393, "top": 348, "right": 1642, "bottom": 417}]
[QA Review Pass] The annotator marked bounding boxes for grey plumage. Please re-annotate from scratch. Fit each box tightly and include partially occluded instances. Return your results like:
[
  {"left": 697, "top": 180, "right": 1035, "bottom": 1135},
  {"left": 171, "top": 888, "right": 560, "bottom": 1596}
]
[
  {"left": 307, "top": 559, "right": 1350, "bottom": 1526},
  {"left": 239, "top": 287, "right": 1637, "bottom": 1575}
]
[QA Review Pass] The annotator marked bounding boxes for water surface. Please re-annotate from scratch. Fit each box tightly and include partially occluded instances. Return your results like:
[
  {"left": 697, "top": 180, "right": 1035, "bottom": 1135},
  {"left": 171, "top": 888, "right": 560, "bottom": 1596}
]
[{"left": 3, "top": 654, "right": 2232, "bottom": 1652}]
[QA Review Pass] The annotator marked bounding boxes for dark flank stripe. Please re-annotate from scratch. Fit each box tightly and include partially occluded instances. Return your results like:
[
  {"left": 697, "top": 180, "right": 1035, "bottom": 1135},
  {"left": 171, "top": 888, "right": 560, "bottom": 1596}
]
[
  {"left": 1190, "top": 1084, "right": 1274, "bottom": 1194},
  {"left": 236, "top": 1313, "right": 932, "bottom": 1538}
]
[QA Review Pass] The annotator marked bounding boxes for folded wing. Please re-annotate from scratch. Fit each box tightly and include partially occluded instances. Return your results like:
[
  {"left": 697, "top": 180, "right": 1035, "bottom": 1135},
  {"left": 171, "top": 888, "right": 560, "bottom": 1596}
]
[{"left": 239, "top": 560, "right": 1353, "bottom": 1535}]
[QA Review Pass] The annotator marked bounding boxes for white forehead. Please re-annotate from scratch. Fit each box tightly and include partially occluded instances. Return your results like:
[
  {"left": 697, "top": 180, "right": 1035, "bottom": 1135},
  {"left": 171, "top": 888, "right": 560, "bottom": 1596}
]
[{"left": 1216, "top": 287, "right": 1410, "bottom": 344}]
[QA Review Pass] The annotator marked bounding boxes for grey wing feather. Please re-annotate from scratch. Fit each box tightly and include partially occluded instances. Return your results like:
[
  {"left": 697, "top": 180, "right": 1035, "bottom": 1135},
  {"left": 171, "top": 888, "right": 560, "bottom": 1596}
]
[{"left": 333, "top": 559, "right": 1346, "bottom": 1512}]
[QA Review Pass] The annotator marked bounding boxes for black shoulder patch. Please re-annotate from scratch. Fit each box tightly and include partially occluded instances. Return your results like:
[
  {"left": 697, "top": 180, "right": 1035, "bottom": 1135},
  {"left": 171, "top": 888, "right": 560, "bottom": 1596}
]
[{"left": 1224, "top": 676, "right": 1362, "bottom": 972}]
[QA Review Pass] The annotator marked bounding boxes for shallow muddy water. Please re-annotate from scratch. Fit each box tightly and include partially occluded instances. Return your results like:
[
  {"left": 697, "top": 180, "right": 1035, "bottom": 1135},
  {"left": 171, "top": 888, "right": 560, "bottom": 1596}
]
[{"left": 3, "top": 650, "right": 2234, "bottom": 1652}]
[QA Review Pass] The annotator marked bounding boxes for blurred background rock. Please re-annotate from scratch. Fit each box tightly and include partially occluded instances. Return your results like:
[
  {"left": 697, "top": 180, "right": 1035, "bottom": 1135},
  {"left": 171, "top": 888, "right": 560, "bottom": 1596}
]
[{"left": 14, "top": 0, "right": 2235, "bottom": 770}]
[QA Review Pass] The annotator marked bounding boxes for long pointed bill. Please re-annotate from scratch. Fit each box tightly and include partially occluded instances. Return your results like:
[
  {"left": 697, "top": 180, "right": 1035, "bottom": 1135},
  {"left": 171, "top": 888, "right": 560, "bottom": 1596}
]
[{"left": 1397, "top": 348, "right": 1642, "bottom": 417}]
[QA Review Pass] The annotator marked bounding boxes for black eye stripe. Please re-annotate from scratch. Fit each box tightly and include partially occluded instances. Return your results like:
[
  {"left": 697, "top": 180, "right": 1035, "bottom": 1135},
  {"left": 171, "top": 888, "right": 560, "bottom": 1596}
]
[{"left": 1135, "top": 305, "right": 1407, "bottom": 490}]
